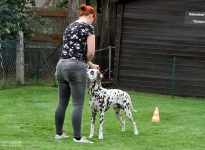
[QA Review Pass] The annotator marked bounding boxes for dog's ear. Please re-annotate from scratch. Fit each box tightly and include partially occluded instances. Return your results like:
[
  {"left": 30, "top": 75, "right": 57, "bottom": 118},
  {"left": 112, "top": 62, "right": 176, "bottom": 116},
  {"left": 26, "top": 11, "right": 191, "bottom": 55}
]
[{"left": 97, "top": 72, "right": 103, "bottom": 83}]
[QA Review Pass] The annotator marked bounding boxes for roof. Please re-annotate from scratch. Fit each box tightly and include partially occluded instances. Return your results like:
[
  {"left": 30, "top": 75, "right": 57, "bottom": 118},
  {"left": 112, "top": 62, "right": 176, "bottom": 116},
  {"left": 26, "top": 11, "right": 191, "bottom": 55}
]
[{"left": 110, "top": 0, "right": 136, "bottom": 3}]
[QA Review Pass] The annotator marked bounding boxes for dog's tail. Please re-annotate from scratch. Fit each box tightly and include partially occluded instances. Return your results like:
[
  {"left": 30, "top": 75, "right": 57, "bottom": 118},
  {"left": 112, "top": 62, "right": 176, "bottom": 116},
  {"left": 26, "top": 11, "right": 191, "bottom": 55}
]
[{"left": 127, "top": 94, "right": 137, "bottom": 112}]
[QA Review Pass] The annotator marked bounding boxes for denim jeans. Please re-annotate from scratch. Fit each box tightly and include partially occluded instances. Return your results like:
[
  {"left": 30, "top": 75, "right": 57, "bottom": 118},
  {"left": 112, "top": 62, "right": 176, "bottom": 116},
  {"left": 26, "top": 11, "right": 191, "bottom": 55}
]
[{"left": 55, "top": 59, "right": 88, "bottom": 138}]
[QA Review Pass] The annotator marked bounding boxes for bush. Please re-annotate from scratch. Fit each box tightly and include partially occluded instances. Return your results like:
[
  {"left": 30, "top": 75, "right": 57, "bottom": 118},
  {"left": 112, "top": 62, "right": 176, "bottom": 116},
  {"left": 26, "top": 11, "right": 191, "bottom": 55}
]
[{"left": 0, "top": 0, "right": 48, "bottom": 40}]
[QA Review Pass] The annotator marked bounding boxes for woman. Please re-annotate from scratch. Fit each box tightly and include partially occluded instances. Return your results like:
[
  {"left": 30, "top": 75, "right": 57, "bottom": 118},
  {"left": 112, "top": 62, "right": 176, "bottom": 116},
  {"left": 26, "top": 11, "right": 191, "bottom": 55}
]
[{"left": 54, "top": 4, "right": 99, "bottom": 143}]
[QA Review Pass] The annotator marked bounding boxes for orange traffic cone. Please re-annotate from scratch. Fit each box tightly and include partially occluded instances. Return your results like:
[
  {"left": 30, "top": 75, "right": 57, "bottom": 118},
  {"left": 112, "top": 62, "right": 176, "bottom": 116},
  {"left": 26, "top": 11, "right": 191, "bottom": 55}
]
[{"left": 151, "top": 107, "right": 160, "bottom": 122}]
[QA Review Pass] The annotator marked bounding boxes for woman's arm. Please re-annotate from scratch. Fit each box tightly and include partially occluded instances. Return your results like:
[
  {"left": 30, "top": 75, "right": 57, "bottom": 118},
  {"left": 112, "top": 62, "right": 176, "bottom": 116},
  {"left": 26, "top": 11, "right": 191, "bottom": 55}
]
[
  {"left": 87, "top": 34, "right": 95, "bottom": 62},
  {"left": 87, "top": 34, "right": 100, "bottom": 70},
  {"left": 88, "top": 61, "right": 100, "bottom": 70}
]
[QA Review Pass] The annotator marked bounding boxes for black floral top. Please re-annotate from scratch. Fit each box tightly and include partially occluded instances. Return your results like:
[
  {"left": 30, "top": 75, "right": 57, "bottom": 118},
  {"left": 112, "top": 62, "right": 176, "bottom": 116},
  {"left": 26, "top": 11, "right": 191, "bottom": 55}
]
[{"left": 60, "top": 22, "right": 95, "bottom": 62}]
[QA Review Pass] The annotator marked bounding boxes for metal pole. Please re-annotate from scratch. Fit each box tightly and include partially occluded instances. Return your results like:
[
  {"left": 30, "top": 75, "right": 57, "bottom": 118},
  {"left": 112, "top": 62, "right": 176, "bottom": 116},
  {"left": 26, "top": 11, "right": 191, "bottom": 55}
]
[
  {"left": 109, "top": 46, "right": 111, "bottom": 79},
  {"left": 31, "top": 41, "right": 62, "bottom": 78},
  {"left": 172, "top": 57, "right": 176, "bottom": 99},
  {"left": 40, "top": 50, "right": 57, "bottom": 86},
  {"left": 37, "top": 49, "right": 41, "bottom": 82}
]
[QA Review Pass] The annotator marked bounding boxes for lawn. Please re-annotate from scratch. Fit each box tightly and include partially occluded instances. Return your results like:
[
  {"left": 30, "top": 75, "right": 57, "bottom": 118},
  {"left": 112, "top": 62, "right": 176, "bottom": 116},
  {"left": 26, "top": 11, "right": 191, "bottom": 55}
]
[{"left": 0, "top": 86, "right": 205, "bottom": 150}]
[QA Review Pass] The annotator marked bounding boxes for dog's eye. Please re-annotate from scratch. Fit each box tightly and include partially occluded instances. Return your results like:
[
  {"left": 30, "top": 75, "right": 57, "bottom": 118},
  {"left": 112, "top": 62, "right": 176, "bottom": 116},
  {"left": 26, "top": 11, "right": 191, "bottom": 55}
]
[{"left": 90, "top": 71, "right": 94, "bottom": 75}]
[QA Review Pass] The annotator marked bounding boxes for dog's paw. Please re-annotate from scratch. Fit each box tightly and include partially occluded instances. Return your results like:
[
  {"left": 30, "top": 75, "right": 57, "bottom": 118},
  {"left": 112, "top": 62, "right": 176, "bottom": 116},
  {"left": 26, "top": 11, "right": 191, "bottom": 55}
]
[
  {"left": 98, "top": 136, "right": 103, "bottom": 139},
  {"left": 122, "top": 127, "right": 125, "bottom": 132},
  {"left": 89, "top": 135, "right": 93, "bottom": 138}
]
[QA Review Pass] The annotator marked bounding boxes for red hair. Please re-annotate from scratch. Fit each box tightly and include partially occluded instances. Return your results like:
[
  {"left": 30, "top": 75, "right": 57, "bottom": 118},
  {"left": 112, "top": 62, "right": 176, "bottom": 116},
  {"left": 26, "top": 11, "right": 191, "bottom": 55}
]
[{"left": 79, "top": 4, "right": 96, "bottom": 23}]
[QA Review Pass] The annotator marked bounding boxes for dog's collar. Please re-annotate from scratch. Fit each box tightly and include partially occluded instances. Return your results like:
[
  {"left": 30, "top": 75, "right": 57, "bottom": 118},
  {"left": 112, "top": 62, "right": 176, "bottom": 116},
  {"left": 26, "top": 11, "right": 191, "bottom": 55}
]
[{"left": 88, "top": 80, "right": 96, "bottom": 83}]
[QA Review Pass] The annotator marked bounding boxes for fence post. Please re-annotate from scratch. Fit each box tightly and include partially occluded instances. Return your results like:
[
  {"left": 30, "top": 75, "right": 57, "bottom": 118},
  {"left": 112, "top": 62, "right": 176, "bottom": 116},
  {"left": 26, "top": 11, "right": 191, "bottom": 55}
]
[
  {"left": 109, "top": 46, "right": 111, "bottom": 79},
  {"left": 37, "top": 49, "right": 41, "bottom": 82},
  {"left": 16, "top": 31, "right": 24, "bottom": 84},
  {"left": 0, "top": 38, "right": 4, "bottom": 79},
  {"left": 172, "top": 57, "right": 176, "bottom": 99}
]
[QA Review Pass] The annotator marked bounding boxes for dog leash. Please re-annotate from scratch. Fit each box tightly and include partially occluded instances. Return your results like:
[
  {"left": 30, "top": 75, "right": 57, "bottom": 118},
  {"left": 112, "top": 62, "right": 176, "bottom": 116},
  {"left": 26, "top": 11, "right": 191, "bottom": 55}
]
[{"left": 100, "top": 68, "right": 109, "bottom": 76}]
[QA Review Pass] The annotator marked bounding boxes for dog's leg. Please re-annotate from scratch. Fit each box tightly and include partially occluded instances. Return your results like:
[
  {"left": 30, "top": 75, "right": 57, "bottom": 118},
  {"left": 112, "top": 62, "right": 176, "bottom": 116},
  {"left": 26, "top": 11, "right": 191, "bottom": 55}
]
[
  {"left": 132, "top": 121, "right": 138, "bottom": 135},
  {"left": 98, "top": 111, "right": 104, "bottom": 139},
  {"left": 113, "top": 107, "right": 125, "bottom": 132},
  {"left": 89, "top": 110, "right": 96, "bottom": 138},
  {"left": 124, "top": 109, "right": 138, "bottom": 134}
]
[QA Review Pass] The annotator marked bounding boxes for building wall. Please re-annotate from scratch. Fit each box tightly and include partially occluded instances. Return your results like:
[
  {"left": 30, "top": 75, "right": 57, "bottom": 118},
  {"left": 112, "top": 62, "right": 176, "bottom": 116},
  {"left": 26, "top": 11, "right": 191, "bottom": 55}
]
[{"left": 114, "top": 0, "right": 205, "bottom": 97}]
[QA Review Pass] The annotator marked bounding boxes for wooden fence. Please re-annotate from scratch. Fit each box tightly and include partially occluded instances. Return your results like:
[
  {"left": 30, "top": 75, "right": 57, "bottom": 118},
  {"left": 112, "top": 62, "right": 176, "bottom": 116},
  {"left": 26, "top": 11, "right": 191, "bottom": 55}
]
[{"left": 28, "top": 9, "right": 69, "bottom": 42}]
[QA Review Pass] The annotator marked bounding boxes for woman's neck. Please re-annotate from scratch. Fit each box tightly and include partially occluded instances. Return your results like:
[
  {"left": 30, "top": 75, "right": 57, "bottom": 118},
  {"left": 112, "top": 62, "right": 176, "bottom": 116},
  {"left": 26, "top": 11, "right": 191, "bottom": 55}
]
[{"left": 76, "top": 16, "right": 91, "bottom": 24}]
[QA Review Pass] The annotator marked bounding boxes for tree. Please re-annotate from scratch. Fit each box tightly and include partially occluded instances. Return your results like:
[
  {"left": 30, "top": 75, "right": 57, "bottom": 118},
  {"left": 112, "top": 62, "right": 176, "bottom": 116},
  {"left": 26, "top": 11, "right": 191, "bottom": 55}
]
[
  {"left": 42, "top": 0, "right": 69, "bottom": 8},
  {"left": 68, "top": 0, "right": 80, "bottom": 23},
  {"left": 0, "top": 0, "right": 47, "bottom": 40}
]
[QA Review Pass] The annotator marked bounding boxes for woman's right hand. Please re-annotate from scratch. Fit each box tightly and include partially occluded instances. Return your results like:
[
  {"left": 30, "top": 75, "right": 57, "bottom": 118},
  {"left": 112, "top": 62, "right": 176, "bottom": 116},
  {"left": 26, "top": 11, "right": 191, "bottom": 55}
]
[{"left": 88, "top": 61, "right": 100, "bottom": 71}]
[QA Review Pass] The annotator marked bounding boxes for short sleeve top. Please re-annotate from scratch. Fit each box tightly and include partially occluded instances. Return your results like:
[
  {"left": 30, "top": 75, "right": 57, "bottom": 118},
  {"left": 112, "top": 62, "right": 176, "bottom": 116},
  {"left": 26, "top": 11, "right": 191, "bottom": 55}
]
[{"left": 60, "top": 22, "right": 95, "bottom": 62}]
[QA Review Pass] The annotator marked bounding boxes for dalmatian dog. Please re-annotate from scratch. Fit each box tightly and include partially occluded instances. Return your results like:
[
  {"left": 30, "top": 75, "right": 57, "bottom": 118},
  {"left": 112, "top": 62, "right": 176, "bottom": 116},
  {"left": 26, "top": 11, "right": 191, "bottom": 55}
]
[{"left": 87, "top": 69, "right": 138, "bottom": 139}]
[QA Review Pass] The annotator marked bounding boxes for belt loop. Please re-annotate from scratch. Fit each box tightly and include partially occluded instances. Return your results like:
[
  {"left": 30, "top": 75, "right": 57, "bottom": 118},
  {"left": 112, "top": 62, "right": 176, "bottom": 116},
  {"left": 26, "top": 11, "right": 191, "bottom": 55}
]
[{"left": 77, "top": 59, "right": 78, "bottom": 64}]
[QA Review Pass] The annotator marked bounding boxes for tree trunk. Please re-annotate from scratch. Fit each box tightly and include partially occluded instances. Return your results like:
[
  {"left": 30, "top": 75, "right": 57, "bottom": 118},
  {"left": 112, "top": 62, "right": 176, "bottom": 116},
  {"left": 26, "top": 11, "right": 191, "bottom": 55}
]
[
  {"left": 89, "top": 0, "right": 97, "bottom": 34},
  {"left": 79, "top": 0, "right": 86, "bottom": 5},
  {"left": 68, "top": 0, "right": 87, "bottom": 23},
  {"left": 68, "top": 0, "right": 79, "bottom": 23}
]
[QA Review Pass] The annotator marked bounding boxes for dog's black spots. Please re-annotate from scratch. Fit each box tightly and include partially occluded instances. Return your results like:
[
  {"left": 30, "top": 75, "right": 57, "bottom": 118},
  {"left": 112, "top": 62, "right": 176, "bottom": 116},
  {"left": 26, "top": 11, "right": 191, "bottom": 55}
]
[
  {"left": 99, "top": 103, "right": 103, "bottom": 108},
  {"left": 105, "top": 107, "right": 109, "bottom": 112},
  {"left": 100, "top": 116, "right": 104, "bottom": 124},
  {"left": 126, "top": 103, "right": 130, "bottom": 108}
]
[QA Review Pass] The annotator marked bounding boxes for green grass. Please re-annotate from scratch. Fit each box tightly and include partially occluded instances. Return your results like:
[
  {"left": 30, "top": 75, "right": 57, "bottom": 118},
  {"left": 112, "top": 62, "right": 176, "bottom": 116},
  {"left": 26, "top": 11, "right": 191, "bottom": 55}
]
[{"left": 0, "top": 86, "right": 205, "bottom": 150}]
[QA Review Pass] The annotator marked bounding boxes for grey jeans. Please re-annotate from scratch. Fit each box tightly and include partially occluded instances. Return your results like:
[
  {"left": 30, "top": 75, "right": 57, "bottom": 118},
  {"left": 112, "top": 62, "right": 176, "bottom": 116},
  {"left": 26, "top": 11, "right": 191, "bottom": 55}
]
[{"left": 55, "top": 59, "right": 88, "bottom": 138}]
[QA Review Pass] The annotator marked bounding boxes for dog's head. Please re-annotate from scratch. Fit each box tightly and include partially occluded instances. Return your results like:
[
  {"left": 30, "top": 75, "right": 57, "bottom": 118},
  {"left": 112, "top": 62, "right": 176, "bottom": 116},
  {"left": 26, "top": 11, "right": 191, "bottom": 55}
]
[{"left": 87, "top": 69, "right": 103, "bottom": 83}]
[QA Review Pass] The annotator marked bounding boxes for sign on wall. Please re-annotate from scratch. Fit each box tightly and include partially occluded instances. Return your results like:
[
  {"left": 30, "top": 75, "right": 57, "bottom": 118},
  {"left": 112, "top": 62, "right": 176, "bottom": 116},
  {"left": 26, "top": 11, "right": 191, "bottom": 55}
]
[{"left": 184, "top": 11, "right": 205, "bottom": 24}]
